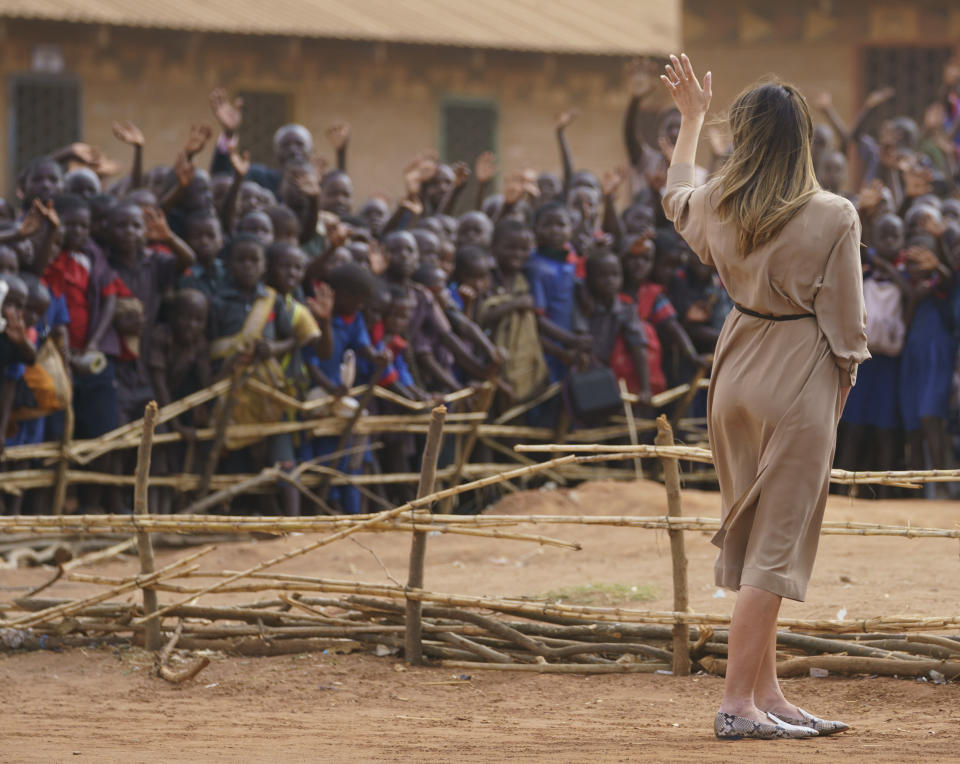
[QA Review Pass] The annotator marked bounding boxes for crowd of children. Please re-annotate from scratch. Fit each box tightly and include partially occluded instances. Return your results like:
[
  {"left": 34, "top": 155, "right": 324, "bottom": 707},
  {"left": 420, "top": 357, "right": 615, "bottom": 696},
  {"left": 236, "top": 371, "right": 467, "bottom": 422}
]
[{"left": 1, "top": 54, "right": 959, "bottom": 513}]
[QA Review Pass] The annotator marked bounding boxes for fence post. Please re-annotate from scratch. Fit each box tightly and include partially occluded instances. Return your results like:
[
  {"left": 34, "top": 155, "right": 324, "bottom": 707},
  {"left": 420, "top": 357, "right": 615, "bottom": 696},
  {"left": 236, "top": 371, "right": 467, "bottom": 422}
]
[
  {"left": 405, "top": 405, "right": 447, "bottom": 665},
  {"left": 655, "top": 414, "right": 690, "bottom": 676},
  {"left": 52, "top": 405, "right": 74, "bottom": 515},
  {"left": 135, "top": 401, "right": 162, "bottom": 651}
]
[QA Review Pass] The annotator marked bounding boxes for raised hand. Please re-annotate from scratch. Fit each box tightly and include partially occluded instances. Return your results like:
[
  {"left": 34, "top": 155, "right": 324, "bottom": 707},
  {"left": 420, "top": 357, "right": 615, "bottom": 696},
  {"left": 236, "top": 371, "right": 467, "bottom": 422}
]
[
  {"left": 813, "top": 91, "right": 833, "bottom": 111},
  {"left": 209, "top": 88, "right": 243, "bottom": 135},
  {"left": 474, "top": 151, "right": 497, "bottom": 184},
  {"left": 311, "top": 153, "right": 330, "bottom": 178},
  {"left": 289, "top": 164, "right": 320, "bottom": 197},
  {"left": 864, "top": 86, "right": 895, "bottom": 110},
  {"left": 306, "top": 282, "right": 334, "bottom": 321},
  {"left": 451, "top": 161, "right": 471, "bottom": 187},
  {"left": 503, "top": 172, "right": 525, "bottom": 205},
  {"left": 17, "top": 200, "right": 49, "bottom": 238},
  {"left": 601, "top": 166, "right": 628, "bottom": 197},
  {"left": 325, "top": 121, "right": 352, "bottom": 151},
  {"left": 65, "top": 142, "right": 102, "bottom": 166},
  {"left": 230, "top": 148, "right": 251, "bottom": 178},
  {"left": 403, "top": 151, "right": 438, "bottom": 197},
  {"left": 183, "top": 124, "right": 213, "bottom": 159},
  {"left": 143, "top": 206, "right": 172, "bottom": 242},
  {"left": 555, "top": 108, "right": 580, "bottom": 131},
  {"left": 112, "top": 120, "right": 144, "bottom": 147},
  {"left": 660, "top": 53, "right": 712, "bottom": 120},
  {"left": 174, "top": 151, "right": 195, "bottom": 188}
]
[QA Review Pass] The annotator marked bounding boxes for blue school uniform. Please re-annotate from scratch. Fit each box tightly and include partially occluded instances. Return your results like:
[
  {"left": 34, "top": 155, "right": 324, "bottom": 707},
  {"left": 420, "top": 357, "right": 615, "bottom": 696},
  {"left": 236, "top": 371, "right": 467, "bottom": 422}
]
[
  {"left": 526, "top": 248, "right": 577, "bottom": 382},
  {"left": 899, "top": 296, "right": 957, "bottom": 432},
  {"left": 842, "top": 268, "right": 901, "bottom": 430},
  {"left": 303, "top": 312, "right": 372, "bottom": 514}
]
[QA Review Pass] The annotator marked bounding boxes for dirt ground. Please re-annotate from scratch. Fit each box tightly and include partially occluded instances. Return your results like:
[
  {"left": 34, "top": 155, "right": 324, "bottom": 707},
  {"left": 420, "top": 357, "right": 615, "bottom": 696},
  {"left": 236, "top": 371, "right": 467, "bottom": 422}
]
[{"left": 3, "top": 479, "right": 960, "bottom": 762}]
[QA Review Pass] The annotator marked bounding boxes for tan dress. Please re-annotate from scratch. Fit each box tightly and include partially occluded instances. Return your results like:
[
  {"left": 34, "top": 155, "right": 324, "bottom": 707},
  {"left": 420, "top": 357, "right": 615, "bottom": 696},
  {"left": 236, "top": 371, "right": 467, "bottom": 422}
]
[{"left": 662, "top": 163, "right": 870, "bottom": 602}]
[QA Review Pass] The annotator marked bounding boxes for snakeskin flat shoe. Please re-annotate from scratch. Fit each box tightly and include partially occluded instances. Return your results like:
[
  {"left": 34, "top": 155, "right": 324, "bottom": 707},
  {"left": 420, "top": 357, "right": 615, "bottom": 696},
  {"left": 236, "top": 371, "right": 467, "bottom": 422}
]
[
  {"left": 772, "top": 707, "right": 849, "bottom": 736},
  {"left": 714, "top": 711, "right": 818, "bottom": 740}
]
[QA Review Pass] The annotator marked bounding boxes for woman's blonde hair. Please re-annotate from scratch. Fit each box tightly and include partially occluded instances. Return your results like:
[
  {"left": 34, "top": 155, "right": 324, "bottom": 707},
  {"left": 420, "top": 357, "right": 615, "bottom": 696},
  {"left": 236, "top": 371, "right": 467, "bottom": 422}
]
[{"left": 715, "top": 80, "right": 820, "bottom": 255}]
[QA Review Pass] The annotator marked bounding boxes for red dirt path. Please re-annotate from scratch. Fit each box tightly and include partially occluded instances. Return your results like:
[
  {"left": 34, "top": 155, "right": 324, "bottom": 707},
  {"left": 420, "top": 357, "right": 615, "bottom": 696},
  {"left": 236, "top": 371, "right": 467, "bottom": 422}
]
[{"left": 3, "top": 480, "right": 960, "bottom": 761}]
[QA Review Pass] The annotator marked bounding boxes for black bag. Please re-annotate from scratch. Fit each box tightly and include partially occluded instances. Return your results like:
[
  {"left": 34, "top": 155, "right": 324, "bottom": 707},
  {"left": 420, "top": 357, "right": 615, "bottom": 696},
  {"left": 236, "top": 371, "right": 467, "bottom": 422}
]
[{"left": 567, "top": 366, "right": 622, "bottom": 418}]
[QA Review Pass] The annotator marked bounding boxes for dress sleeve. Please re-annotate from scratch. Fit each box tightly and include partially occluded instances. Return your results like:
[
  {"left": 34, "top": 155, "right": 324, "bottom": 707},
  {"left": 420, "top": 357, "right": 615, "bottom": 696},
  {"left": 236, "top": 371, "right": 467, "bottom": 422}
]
[
  {"left": 813, "top": 206, "right": 871, "bottom": 386},
  {"left": 661, "top": 163, "right": 713, "bottom": 266}
]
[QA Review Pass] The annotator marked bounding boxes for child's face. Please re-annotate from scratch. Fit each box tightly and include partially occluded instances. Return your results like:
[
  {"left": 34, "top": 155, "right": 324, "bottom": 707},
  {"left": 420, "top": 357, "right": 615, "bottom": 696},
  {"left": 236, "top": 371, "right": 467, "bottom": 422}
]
[
  {"left": 495, "top": 231, "right": 533, "bottom": 275},
  {"left": 818, "top": 152, "right": 847, "bottom": 192},
  {"left": 187, "top": 217, "right": 223, "bottom": 264},
  {"left": 183, "top": 172, "right": 214, "bottom": 213},
  {"left": 537, "top": 173, "right": 562, "bottom": 202},
  {"left": 568, "top": 187, "right": 600, "bottom": 225},
  {"left": 571, "top": 171, "right": 599, "bottom": 193},
  {"left": 413, "top": 231, "right": 440, "bottom": 264},
  {"left": 421, "top": 268, "right": 447, "bottom": 298},
  {"left": 623, "top": 205, "right": 653, "bottom": 237},
  {"left": 61, "top": 207, "right": 92, "bottom": 252},
  {"left": 25, "top": 290, "right": 50, "bottom": 329},
  {"left": 2, "top": 282, "right": 27, "bottom": 326},
  {"left": 588, "top": 255, "right": 623, "bottom": 303},
  {"left": 386, "top": 233, "right": 419, "bottom": 281},
  {"left": 238, "top": 183, "right": 266, "bottom": 217},
  {"left": 456, "top": 213, "right": 492, "bottom": 249},
  {"left": 65, "top": 170, "right": 100, "bottom": 199},
  {"left": 24, "top": 161, "right": 62, "bottom": 205},
  {"left": 172, "top": 296, "right": 208, "bottom": 345},
  {"left": 653, "top": 250, "right": 682, "bottom": 286},
  {"left": 384, "top": 298, "right": 413, "bottom": 337},
  {"left": 873, "top": 215, "right": 904, "bottom": 260},
  {"left": 622, "top": 237, "right": 655, "bottom": 285},
  {"left": 424, "top": 165, "right": 455, "bottom": 207},
  {"left": 238, "top": 211, "right": 274, "bottom": 246},
  {"left": 942, "top": 200, "right": 960, "bottom": 226},
  {"left": 461, "top": 260, "right": 492, "bottom": 295},
  {"left": 0, "top": 247, "right": 18, "bottom": 275},
  {"left": 211, "top": 175, "right": 232, "bottom": 210},
  {"left": 535, "top": 209, "right": 571, "bottom": 251},
  {"left": 270, "top": 247, "right": 307, "bottom": 295},
  {"left": 359, "top": 199, "right": 389, "bottom": 235},
  {"left": 109, "top": 205, "right": 146, "bottom": 257},
  {"left": 334, "top": 290, "right": 366, "bottom": 317},
  {"left": 228, "top": 242, "right": 266, "bottom": 291},
  {"left": 348, "top": 240, "right": 371, "bottom": 269},
  {"left": 321, "top": 175, "right": 353, "bottom": 218}
]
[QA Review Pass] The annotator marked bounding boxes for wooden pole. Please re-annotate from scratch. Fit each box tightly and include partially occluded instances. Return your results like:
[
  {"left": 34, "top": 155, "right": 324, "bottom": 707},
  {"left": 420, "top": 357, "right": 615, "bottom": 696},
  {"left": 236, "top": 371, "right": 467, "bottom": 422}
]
[
  {"left": 405, "top": 405, "right": 446, "bottom": 666},
  {"left": 135, "top": 401, "right": 163, "bottom": 651},
  {"left": 52, "top": 405, "right": 74, "bottom": 515},
  {"left": 440, "top": 382, "right": 494, "bottom": 513},
  {"left": 619, "top": 379, "right": 643, "bottom": 480},
  {"left": 655, "top": 415, "right": 690, "bottom": 676},
  {"left": 199, "top": 372, "right": 244, "bottom": 498}
]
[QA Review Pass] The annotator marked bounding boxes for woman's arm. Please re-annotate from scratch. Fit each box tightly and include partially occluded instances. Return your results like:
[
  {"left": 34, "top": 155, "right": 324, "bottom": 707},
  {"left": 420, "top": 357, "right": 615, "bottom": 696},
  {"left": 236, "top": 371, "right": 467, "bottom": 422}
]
[{"left": 660, "top": 54, "right": 712, "bottom": 169}]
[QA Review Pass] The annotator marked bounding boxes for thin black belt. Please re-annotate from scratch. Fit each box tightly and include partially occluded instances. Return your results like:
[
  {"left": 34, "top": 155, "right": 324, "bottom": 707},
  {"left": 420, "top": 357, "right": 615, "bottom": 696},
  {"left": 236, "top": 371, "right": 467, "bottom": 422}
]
[{"left": 734, "top": 303, "right": 815, "bottom": 322}]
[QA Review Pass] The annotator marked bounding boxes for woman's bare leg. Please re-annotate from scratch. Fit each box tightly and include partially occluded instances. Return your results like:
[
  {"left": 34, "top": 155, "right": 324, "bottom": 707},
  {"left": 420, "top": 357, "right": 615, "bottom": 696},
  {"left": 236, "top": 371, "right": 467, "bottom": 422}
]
[
  {"left": 718, "top": 585, "right": 782, "bottom": 722},
  {"left": 753, "top": 618, "right": 802, "bottom": 718}
]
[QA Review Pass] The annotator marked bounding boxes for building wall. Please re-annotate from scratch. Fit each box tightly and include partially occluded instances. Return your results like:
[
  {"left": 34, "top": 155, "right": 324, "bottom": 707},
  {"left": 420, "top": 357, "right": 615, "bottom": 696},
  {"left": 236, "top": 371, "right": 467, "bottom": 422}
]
[
  {"left": 683, "top": 0, "right": 960, "bottom": 135},
  {"left": 0, "top": 20, "right": 645, "bottom": 206}
]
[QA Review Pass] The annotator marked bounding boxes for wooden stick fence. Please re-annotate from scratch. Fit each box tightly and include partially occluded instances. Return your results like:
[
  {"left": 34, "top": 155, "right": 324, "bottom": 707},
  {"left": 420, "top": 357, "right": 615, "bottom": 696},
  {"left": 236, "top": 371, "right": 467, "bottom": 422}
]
[{"left": 6, "top": 394, "right": 960, "bottom": 681}]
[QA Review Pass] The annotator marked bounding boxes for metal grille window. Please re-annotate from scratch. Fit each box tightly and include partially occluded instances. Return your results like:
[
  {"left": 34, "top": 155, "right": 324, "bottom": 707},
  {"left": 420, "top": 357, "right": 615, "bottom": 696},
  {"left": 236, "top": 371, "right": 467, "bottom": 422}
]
[
  {"left": 237, "top": 90, "right": 293, "bottom": 166},
  {"left": 9, "top": 75, "right": 81, "bottom": 186},
  {"left": 441, "top": 99, "right": 498, "bottom": 215},
  {"left": 862, "top": 46, "right": 953, "bottom": 123}
]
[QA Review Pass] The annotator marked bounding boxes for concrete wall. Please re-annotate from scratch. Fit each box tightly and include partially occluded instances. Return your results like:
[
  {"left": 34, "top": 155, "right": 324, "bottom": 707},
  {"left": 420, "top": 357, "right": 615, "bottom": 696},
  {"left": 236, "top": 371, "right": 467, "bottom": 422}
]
[{"left": 0, "top": 20, "right": 643, "bottom": 206}]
